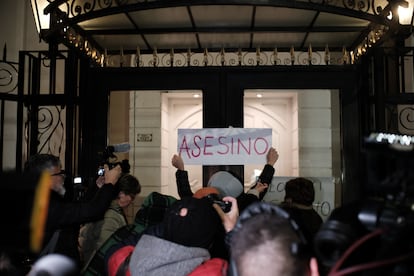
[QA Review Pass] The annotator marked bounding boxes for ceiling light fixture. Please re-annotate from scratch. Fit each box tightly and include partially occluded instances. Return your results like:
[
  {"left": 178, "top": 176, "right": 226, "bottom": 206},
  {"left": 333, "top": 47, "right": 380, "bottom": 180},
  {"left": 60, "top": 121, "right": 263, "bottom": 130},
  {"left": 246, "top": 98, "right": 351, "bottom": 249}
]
[
  {"left": 397, "top": 0, "right": 414, "bottom": 25},
  {"left": 30, "top": 0, "right": 50, "bottom": 40}
]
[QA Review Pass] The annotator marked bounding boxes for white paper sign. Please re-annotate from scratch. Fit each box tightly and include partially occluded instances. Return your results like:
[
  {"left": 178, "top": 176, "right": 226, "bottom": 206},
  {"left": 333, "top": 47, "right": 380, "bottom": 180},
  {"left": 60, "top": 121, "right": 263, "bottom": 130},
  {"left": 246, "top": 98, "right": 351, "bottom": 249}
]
[
  {"left": 177, "top": 128, "right": 272, "bottom": 165},
  {"left": 262, "top": 176, "right": 336, "bottom": 220}
]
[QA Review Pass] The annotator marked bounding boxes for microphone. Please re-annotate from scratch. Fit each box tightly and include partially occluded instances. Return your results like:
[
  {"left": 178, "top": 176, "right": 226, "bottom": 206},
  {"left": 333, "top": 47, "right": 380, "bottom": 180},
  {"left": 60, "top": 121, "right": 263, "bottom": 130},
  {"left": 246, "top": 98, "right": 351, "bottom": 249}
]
[{"left": 107, "top": 142, "right": 131, "bottom": 153}]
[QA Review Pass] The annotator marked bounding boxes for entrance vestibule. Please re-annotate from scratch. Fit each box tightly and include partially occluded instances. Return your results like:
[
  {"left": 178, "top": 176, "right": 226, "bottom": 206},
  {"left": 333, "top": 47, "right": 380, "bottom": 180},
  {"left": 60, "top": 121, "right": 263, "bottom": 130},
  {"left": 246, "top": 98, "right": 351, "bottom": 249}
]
[
  {"left": 108, "top": 88, "right": 340, "bottom": 221},
  {"left": 83, "top": 66, "right": 359, "bottom": 223}
]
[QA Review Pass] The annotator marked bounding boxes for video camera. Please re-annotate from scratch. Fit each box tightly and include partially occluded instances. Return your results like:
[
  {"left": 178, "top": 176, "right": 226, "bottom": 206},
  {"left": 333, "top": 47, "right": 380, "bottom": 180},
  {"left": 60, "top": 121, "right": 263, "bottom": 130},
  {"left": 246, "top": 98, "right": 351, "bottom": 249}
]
[
  {"left": 314, "top": 133, "right": 414, "bottom": 276},
  {"left": 97, "top": 143, "right": 131, "bottom": 176},
  {"left": 97, "top": 160, "right": 130, "bottom": 176}
]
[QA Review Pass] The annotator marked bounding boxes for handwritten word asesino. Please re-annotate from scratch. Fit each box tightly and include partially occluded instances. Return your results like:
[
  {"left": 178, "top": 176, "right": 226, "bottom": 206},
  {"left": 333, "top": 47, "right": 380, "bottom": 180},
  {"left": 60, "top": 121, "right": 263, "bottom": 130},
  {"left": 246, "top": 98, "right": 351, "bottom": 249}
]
[{"left": 179, "top": 135, "right": 269, "bottom": 159}]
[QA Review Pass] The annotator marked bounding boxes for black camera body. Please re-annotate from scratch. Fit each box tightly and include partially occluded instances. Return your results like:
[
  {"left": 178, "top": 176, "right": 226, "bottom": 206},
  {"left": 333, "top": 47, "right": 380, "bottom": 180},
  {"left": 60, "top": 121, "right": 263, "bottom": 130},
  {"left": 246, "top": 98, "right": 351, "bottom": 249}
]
[
  {"left": 97, "top": 144, "right": 131, "bottom": 176},
  {"left": 206, "top": 193, "right": 232, "bottom": 213},
  {"left": 97, "top": 160, "right": 131, "bottom": 176},
  {"left": 214, "top": 200, "right": 232, "bottom": 213},
  {"left": 97, "top": 167, "right": 105, "bottom": 176}
]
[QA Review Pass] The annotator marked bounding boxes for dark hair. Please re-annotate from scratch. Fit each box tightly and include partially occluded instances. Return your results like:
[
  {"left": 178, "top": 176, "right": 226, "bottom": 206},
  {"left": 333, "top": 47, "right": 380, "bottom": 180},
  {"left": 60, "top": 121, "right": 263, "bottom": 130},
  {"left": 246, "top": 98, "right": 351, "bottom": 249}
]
[
  {"left": 24, "top": 154, "right": 61, "bottom": 175},
  {"left": 285, "top": 177, "right": 315, "bottom": 206},
  {"left": 118, "top": 174, "right": 141, "bottom": 196},
  {"left": 229, "top": 202, "right": 310, "bottom": 276}
]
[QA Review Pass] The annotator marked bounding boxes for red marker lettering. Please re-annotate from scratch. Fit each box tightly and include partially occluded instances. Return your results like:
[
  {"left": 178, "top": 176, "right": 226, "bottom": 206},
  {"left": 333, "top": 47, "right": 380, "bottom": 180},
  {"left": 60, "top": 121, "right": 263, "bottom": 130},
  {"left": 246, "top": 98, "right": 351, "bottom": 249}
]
[
  {"left": 192, "top": 135, "right": 202, "bottom": 157},
  {"left": 238, "top": 138, "right": 251, "bottom": 154},
  {"left": 204, "top": 136, "right": 213, "bottom": 155},
  {"left": 179, "top": 136, "right": 191, "bottom": 159},
  {"left": 217, "top": 136, "right": 229, "bottom": 154},
  {"left": 254, "top": 137, "right": 269, "bottom": 154}
]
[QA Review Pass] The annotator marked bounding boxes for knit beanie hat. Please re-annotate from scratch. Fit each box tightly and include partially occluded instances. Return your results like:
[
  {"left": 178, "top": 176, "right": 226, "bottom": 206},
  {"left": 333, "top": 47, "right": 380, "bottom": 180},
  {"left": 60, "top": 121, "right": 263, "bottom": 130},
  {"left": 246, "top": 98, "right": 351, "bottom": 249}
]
[
  {"left": 207, "top": 171, "right": 243, "bottom": 198},
  {"left": 162, "top": 197, "right": 221, "bottom": 249},
  {"left": 284, "top": 177, "right": 315, "bottom": 206}
]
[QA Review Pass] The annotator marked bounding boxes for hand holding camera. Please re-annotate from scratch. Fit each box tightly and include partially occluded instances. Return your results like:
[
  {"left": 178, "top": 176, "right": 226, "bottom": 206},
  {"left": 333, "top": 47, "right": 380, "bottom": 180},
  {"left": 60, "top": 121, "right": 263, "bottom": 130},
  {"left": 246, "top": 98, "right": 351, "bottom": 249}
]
[
  {"left": 206, "top": 193, "right": 232, "bottom": 213},
  {"left": 212, "top": 196, "right": 239, "bottom": 233},
  {"left": 213, "top": 199, "right": 232, "bottom": 213},
  {"left": 103, "top": 164, "right": 122, "bottom": 186},
  {"left": 97, "top": 160, "right": 131, "bottom": 176}
]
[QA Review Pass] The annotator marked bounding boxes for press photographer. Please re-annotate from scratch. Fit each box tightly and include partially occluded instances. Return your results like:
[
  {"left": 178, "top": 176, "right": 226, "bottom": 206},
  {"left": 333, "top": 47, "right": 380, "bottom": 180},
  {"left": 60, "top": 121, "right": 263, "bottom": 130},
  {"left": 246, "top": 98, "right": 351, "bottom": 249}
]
[
  {"left": 80, "top": 143, "right": 132, "bottom": 202},
  {"left": 314, "top": 133, "right": 414, "bottom": 276}
]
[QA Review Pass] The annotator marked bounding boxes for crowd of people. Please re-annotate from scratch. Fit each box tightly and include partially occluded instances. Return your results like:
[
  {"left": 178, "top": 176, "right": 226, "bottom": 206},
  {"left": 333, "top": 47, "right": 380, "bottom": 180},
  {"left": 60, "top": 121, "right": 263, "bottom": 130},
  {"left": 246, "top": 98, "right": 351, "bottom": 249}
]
[{"left": 1, "top": 147, "right": 332, "bottom": 276}]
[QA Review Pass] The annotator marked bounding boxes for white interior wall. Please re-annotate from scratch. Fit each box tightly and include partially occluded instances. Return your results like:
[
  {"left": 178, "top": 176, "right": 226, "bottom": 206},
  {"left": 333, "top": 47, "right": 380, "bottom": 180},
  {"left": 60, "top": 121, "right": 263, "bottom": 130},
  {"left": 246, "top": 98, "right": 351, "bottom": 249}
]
[
  {"left": 129, "top": 91, "right": 167, "bottom": 194},
  {"left": 244, "top": 91, "right": 297, "bottom": 185},
  {"left": 298, "top": 90, "right": 334, "bottom": 176}
]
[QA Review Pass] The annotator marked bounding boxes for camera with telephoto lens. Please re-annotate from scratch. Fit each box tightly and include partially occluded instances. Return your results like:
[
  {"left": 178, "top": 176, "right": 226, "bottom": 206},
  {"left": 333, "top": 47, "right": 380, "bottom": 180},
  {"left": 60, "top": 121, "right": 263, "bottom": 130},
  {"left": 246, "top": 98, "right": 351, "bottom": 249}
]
[
  {"left": 97, "top": 163, "right": 117, "bottom": 176},
  {"left": 206, "top": 193, "right": 232, "bottom": 213},
  {"left": 97, "top": 145, "right": 131, "bottom": 176},
  {"left": 314, "top": 133, "right": 414, "bottom": 276},
  {"left": 97, "top": 160, "right": 130, "bottom": 176}
]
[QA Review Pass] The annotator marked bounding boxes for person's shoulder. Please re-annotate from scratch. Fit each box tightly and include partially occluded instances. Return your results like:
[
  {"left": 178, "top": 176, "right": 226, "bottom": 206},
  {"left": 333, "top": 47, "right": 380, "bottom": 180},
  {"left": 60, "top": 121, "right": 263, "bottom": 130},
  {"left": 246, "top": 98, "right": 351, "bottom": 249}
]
[
  {"left": 309, "top": 208, "right": 323, "bottom": 223},
  {"left": 107, "top": 203, "right": 123, "bottom": 214}
]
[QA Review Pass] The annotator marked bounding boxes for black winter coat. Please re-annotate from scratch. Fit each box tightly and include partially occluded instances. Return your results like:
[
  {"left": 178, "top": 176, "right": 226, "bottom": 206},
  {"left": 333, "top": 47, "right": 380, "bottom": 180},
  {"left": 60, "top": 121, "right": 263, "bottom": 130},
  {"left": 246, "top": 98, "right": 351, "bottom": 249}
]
[{"left": 41, "top": 184, "right": 116, "bottom": 265}]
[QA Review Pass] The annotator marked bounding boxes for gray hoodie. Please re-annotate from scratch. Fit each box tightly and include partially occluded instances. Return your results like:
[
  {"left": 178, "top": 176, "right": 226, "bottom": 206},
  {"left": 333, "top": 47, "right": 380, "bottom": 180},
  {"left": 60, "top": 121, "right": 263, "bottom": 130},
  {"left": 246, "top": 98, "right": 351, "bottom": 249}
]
[{"left": 129, "top": 234, "right": 211, "bottom": 276}]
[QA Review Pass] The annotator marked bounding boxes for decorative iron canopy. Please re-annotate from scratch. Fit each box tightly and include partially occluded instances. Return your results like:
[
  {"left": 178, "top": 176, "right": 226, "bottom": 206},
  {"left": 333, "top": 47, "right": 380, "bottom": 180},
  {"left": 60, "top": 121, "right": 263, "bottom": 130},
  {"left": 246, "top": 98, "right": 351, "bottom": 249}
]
[{"left": 30, "top": 0, "right": 414, "bottom": 65}]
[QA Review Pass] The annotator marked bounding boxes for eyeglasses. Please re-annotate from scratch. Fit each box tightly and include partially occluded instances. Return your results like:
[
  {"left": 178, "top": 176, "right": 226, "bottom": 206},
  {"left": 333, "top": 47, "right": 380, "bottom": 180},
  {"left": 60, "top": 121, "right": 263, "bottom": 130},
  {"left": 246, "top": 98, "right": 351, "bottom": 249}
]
[{"left": 51, "top": 170, "right": 66, "bottom": 178}]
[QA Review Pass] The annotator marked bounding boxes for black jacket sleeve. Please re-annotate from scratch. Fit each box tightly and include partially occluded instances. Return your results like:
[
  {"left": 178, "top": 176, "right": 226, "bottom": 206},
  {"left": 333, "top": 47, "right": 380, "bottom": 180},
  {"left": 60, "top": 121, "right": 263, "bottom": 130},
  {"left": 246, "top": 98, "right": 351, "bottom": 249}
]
[
  {"left": 258, "top": 164, "right": 275, "bottom": 185},
  {"left": 47, "top": 184, "right": 116, "bottom": 229},
  {"left": 175, "top": 170, "right": 194, "bottom": 198},
  {"left": 248, "top": 164, "right": 275, "bottom": 200},
  {"left": 81, "top": 180, "right": 100, "bottom": 201},
  {"left": 237, "top": 193, "right": 260, "bottom": 212}
]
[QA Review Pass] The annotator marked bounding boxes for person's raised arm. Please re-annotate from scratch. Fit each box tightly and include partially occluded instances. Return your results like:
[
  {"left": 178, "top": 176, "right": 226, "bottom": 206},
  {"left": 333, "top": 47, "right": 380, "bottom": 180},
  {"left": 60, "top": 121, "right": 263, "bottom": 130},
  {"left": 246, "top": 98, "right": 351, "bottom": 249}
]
[
  {"left": 172, "top": 154, "right": 193, "bottom": 198},
  {"left": 171, "top": 154, "right": 185, "bottom": 171},
  {"left": 248, "top": 147, "right": 279, "bottom": 199},
  {"left": 259, "top": 147, "right": 278, "bottom": 184},
  {"left": 51, "top": 165, "right": 122, "bottom": 227}
]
